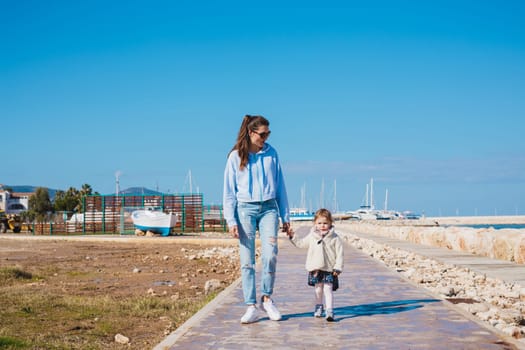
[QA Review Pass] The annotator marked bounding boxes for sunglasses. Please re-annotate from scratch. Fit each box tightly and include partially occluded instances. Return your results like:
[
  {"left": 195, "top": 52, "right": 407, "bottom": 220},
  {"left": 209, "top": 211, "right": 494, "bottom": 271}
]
[{"left": 252, "top": 130, "right": 271, "bottom": 138}]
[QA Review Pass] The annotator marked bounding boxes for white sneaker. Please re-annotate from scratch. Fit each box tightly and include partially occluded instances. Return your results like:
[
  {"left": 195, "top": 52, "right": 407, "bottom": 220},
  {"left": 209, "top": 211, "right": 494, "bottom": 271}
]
[
  {"left": 261, "top": 297, "right": 282, "bottom": 321},
  {"left": 241, "top": 305, "right": 259, "bottom": 324},
  {"left": 325, "top": 309, "right": 334, "bottom": 322},
  {"left": 314, "top": 304, "right": 324, "bottom": 317}
]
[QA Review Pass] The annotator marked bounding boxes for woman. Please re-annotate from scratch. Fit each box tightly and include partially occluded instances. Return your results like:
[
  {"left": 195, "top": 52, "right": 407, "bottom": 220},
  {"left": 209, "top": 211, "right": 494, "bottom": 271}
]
[{"left": 223, "top": 115, "right": 291, "bottom": 324}]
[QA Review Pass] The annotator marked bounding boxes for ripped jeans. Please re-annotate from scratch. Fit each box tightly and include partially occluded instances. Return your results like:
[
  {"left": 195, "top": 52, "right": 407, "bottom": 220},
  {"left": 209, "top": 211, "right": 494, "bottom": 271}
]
[{"left": 236, "top": 199, "right": 279, "bottom": 305}]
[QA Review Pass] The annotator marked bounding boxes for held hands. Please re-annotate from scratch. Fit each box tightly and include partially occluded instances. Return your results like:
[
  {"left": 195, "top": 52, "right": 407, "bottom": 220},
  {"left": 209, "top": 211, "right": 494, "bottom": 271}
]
[
  {"left": 230, "top": 223, "right": 293, "bottom": 239},
  {"left": 282, "top": 222, "right": 294, "bottom": 238},
  {"left": 332, "top": 269, "right": 342, "bottom": 277},
  {"left": 229, "top": 225, "right": 239, "bottom": 238}
]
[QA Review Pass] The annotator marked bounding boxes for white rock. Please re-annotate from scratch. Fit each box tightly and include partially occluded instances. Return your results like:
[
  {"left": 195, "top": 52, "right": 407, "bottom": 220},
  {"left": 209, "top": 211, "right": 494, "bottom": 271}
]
[
  {"left": 465, "top": 302, "right": 489, "bottom": 314},
  {"left": 501, "top": 326, "right": 521, "bottom": 338},
  {"left": 498, "top": 309, "right": 524, "bottom": 324},
  {"left": 114, "top": 333, "right": 130, "bottom": 344},
  {"left": 337, "top": 229, "right": 525, "bottom": 339},
  {"left": 204, "top": 279, "right": 222, "bottom": 295}
]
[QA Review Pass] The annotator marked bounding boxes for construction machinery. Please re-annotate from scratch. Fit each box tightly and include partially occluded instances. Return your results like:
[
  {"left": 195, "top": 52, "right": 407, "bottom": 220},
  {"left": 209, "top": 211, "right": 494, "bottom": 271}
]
[{"left": 0, "top": 210, "right": 22, "bottom": 233}]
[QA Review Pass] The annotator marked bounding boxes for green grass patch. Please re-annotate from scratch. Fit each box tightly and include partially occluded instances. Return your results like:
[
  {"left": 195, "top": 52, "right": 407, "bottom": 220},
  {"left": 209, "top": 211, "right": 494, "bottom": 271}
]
[
  {"left": 0, "top": 336, "right": 27, "bottom": 349},
  {"left": 65, "top": 270, "right": 91, "bottom": 277}
]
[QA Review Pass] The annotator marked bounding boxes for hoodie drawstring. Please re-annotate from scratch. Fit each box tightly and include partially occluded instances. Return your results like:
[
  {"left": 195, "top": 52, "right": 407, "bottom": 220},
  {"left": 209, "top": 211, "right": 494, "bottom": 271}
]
[{"left": 258, "top": 155, "right": 265, "bottom": 202}]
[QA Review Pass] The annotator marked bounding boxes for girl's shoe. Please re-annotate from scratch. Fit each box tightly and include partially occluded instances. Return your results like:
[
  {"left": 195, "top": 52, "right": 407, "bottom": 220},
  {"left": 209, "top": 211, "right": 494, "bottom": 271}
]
[
  {"left": 314, "top": 304, "right": 324, "bottom": 317},
  {"left": 325, "top": 309, "right": 334, "bottom": 322}
]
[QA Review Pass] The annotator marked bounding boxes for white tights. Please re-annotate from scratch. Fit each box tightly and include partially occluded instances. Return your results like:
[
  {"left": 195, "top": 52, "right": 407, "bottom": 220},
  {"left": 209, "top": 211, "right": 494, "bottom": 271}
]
[{"left": 315, "top": 282, "right": 333, "bottom": 310}]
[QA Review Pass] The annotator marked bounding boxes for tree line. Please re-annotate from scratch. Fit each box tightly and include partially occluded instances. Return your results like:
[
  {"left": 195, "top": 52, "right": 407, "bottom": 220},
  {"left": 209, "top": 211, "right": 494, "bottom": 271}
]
[{"left": 21, "top": 184, "right": 99, "bottom": 223}]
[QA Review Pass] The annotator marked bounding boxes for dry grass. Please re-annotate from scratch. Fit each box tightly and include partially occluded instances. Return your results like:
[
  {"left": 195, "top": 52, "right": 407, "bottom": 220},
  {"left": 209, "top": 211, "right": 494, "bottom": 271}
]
[
  {"left": 1, "top": 267, "right": 221, "bottom": 349},
  {"left": 0, "top": 237, "right": 239, "bottom": 349}
]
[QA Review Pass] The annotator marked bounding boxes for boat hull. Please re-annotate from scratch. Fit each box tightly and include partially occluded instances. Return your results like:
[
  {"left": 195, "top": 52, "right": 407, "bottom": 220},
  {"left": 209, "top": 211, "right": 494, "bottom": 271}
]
[
  {"left": 131, "top": 210, "right": 178, "bottom": 236},
  {"left": 290, "top": 213, "right": 315, "bottom": 221},
  {"left": 289, "top": 208, "right": 315, "bottom": 222}
]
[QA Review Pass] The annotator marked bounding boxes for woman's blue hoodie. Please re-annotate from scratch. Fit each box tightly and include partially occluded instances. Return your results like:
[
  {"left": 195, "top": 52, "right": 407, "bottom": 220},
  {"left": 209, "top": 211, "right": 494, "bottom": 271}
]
[{"left": 223, "top": 143, "right": 290, "bottom": 227}]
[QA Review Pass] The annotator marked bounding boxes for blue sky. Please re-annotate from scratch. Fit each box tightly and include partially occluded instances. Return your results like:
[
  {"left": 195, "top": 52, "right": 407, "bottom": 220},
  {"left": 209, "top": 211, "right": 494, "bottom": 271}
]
[{"left": 2, "top": 1, "right": 524, "bottom": 217}]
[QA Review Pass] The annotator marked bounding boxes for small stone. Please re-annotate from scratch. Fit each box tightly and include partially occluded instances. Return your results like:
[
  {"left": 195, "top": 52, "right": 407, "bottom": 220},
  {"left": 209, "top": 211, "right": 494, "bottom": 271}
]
[
  {"left": 114, "top": 333, "right": 130, "bottom": 344},
  {"left": 204, "top": 279, "right": 222, "bottom": 295}
]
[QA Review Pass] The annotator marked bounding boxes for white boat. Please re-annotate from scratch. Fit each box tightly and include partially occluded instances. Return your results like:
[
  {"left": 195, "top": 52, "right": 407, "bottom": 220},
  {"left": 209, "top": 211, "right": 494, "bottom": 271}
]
[
  {"left": 347, "top": 206, "right": 379, "bottom": 220},
  {"left": 351, "top": 182, "right": 403, "bottom": 220},
  {"left": 131, "top": 209, "right": 178, "bottom": 236},
  {"left": 375, "top": 190, "right": 402, "bottom": 220},
  {"left": 346, "top": 179, "right": 378, "bottom": 220},
  {"left": 290, "top": 208, "right": 315, "bottom": 221},
  {"left": 290, "top": 183, "right": 315, "bottom": 221},
  {"left": 376, "top": 210, "right": 401, "bottom": 220}
]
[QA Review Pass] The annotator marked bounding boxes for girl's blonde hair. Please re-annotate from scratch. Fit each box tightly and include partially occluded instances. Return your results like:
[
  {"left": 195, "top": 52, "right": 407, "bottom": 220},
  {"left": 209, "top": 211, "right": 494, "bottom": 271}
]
[{"left": 314, "top": 208, "right": 333, "bottom": 224}]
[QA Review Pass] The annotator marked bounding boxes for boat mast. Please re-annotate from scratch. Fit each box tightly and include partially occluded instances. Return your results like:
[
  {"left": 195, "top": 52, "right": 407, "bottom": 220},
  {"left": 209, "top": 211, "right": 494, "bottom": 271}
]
[
  {"left": 300, "top": 183, "right": 307, "bottom": 209},
  {"left": 364, "top": 184, "right": 369, "bottom": 208},
  {"left": 320, "top": 178, "right": 325, "bottom": 208},
  {"left": 115, "top": 171, "right": 121, "bottom": 197},
  {"left": 189, "top": 170, "right": 193, "bottom": 193},
  {"left": 370, "top": 178, "right": 374, "bottom": 210},
  {"left": 333, "top": 179, "right": 337, "bottom": 213}
]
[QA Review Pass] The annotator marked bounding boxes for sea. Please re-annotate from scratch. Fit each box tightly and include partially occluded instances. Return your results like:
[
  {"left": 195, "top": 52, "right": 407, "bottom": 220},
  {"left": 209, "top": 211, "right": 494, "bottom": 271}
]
[{"left": 446, "top": 224, "right": 525, "bottom": 230}]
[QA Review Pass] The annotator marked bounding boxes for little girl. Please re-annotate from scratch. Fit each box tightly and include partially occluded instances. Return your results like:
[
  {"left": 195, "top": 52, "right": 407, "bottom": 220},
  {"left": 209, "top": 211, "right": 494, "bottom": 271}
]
[{"left": 288, "top": 208, "right": 344, "bottom": 321}]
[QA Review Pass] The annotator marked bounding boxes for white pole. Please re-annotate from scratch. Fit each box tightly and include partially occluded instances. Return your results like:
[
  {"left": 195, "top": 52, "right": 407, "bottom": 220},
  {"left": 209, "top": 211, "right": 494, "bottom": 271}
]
[
  {"left": 370, "top": 178, "right": 374, "bottom": 209},
  {"left": 333, "top": 179, "right": 337, "bottom": 212},
  {"left": 365, "top": 184, "right": 369, "bottom": 207},
  {"left": 188, "top": 169, "right": 193, "bottom": 193},
  {"left": 115, "top": 172, "right": 120, "bottom": 196},
  {"left": 320, "top": 178, "right": 325, "bottom": 208},
  {"left": 301, "top": 182, "right": 306, "bottom": 209}
]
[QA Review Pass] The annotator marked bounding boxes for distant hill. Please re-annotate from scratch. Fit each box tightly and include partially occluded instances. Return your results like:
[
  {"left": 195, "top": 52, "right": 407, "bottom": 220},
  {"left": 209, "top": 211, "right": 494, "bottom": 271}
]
[
  {"left": 4, "top": 185, "right": 39, "bottom": 193},
  {"left": 3, "top": 185, "right": 166, "bottom": 199},
  {"left": 4, "top": 185, "right": 58, "bottom": 199},
  {"left": 114, "top": 187, "right": 164, "bottom": 196}
]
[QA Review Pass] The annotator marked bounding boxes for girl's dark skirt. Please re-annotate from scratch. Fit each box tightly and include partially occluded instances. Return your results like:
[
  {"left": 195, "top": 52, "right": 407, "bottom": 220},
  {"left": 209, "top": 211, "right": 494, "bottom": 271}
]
[{"left": 307, "top": 270, "right": 339, "bottom": 291}]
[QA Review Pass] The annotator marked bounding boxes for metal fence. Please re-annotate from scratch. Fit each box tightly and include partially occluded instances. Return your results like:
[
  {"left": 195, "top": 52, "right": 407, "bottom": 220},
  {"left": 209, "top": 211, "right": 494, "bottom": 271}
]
[{"left": 30, "top": 194, "right": 228, "bottom": 235}]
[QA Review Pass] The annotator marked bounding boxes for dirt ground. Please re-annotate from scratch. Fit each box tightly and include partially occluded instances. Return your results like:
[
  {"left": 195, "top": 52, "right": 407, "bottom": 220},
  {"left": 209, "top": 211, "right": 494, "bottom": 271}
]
[{"left": 0, "top": 233, "right": 240, "bottom": 349}]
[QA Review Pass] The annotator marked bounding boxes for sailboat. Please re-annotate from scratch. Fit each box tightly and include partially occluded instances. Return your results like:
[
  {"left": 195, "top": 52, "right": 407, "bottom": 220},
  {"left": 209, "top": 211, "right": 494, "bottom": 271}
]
[
  {"left": 290, "top": 183, "right": 315, "bottom": 221},
  {"left": 329, "top": 179, "right": 350, "bottom": 220},
  {"left": 376, "top": 189, "right": 398, "bottom": 220},
  {"left": 346, "top": 178, "right": 379, "bottom": 220},
  {"left": 289, "top": 208, "right": 315, "bottom": 221}
]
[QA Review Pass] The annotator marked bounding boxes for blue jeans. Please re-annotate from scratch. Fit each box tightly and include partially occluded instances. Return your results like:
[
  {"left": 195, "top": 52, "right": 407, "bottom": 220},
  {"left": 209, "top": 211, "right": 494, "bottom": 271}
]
[{"left": 236, "top": 199, "right": 279, "bottom": 305}]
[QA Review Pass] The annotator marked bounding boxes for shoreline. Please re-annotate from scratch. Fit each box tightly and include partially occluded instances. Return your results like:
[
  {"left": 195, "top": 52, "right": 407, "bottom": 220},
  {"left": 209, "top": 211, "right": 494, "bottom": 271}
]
[
  {"left": 335, "top": 215, "right": 525, "bottom": 228},
  {"left": 428, "top": 215, "right": 525, "bottom": 225}
]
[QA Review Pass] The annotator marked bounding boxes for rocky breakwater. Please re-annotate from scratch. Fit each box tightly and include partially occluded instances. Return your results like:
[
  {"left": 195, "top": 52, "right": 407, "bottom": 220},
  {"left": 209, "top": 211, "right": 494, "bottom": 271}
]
[
  {"left": 333, "top": 220, "right": 525, "bottom": 343},
  {"left": 339, "top": 219, "right": 525, "bottom": 264}
]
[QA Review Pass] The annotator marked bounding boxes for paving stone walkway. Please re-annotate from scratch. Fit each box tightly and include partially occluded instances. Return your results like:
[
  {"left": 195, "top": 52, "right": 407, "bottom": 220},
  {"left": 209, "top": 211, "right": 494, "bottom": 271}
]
[{"left": 155, "top": 226, "right": 523, "bottom": 350}]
